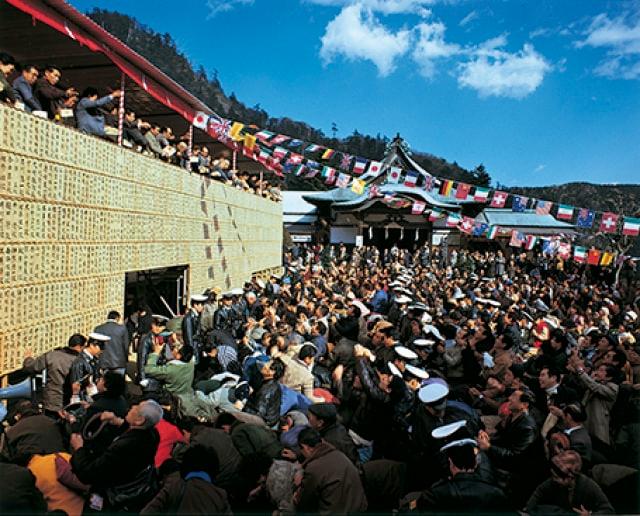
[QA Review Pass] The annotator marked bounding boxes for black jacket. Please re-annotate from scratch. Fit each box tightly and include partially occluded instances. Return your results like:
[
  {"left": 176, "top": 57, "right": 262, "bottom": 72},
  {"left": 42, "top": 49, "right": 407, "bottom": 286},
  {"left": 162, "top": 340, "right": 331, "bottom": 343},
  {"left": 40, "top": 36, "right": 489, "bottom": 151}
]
[
  {"left": 526, "top": 474, "right": 613, "bottom": 514},
  {"left": 71, "top": 424, "right": 160, "bottom": 489},
  {"left": 349, "top": 358, "right": 392, "bottom": 443},
  {"left": 136, "top": 332, "right": 173, "bottom": 390},
  {"left": 213, "top": 306, "right": 235, "bottom": 334},
  {"left": 334, "top": 315, "right": 360, "bottom": 341},
  {"left": 488, "top": 412, "right": 540, "bottom": 472},
  {"left": 417, "top": 472, "right": 508, "bottom": 513},
  {"left": 0, "top": 463, "right": 47, "bottom": 514},
  {"left": 243, "top": 379, "right": 281, "bottom": 427},
  {"left": 181, "top": 310, "right": 202, "bottom": 354},
  {"left": 3, "top": 414, "right": 65, "bottom": 464}
]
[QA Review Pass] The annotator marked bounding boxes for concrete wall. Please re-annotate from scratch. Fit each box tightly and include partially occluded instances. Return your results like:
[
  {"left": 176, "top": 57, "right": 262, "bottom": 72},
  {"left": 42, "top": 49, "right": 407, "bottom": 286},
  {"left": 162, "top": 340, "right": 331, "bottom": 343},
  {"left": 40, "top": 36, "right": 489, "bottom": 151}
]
[{"left": 0, "top": 105, "right": 282, "bottom": 375}]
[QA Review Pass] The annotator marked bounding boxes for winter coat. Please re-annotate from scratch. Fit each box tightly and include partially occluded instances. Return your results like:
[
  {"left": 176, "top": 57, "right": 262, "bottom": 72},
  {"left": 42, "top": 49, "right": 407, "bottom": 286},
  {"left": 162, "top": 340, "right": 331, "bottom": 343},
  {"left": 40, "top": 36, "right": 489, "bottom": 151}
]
[
  {"left": 297, "top": 442, "right": 367, "bottom": 515},
  {"left": 94, "top": 320, "right": 129, "bottom": 370},
  {"left": 416, "top": 472, "right": 507, "bottom": 513},
  {"left": 320, "top": 421, "right": 359, "bottom": 465},
  {"left": 526, "top": 474, "right": 613, "bottom": 514},
  {"left": 4, "top": 414, "right": 65, "bottom": 463},
  {"left": 22, "top": 346, "right": 79, "bottom": 412},
  {"left": 141, "top": 473, "right": 232, "bottom": 515},
  {"left": 0, "top": 462, "right": 47, "bottom": 514},
  {"left": 575, "top": 371, "right": 618, "bottom": 445},
  {"left": 243, "top": 379, "right": 282, "bottom": 427}
]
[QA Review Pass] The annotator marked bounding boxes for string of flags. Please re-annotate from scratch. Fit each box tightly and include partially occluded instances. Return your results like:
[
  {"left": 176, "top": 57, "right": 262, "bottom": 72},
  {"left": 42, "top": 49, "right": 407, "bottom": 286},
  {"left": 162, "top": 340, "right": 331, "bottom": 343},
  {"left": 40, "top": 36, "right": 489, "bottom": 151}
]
[
  {"left": 191, "top": 111, "right": 640, "bottom": 240},
  {"left": 375, "top": 192, "right": 623, "bottom": 268}
]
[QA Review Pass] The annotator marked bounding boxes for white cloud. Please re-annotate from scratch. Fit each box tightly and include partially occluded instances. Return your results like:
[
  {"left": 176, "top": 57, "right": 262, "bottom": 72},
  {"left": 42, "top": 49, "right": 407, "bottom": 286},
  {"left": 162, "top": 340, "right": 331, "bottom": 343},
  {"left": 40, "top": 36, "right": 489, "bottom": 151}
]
[
  {"left": 457, "top": 40, "right": 551, "bottom": 98},
  {"left": 534, "top": 164, "right": 546, "bottom": 173},
  {"left": 307, "top": 0, "right": 436, "bottom": 17},
  {"left": 206, "top": 0, "right": 254, "bottom": 17},
  {"left": 576, "top": 12, "right": 640, "bottom": 79},
  {"left": 459, "top": 10, "right": 478, "bottom": 27},
  {"left": 412, "top": 21, "right": 461, "bottom": 78},
  {"left": 320, "top": 3, "right": 412, "bottom": 76}
]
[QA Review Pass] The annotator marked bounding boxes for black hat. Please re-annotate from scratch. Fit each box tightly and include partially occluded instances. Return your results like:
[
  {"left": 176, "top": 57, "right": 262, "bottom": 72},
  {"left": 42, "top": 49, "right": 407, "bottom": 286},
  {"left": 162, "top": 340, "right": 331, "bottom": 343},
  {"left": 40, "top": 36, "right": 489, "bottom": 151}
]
[{"left": 308, "top": 402, "right": 337, "bottom": 422}]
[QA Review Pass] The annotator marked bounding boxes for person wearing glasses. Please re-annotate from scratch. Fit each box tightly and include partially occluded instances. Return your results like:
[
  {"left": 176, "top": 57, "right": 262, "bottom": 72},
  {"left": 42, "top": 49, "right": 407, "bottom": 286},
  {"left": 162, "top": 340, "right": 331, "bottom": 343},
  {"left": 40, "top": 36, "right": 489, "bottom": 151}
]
[{"left": 12, "top": 64, "right": 41, "bottom": 112}]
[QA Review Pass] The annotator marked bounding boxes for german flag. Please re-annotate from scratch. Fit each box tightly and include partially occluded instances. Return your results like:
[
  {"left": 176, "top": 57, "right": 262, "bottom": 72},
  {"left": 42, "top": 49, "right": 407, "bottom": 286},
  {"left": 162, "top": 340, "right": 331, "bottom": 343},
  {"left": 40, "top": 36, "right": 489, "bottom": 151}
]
[{"left": 439, "top": 179, "right": 453, "bottom": 197}]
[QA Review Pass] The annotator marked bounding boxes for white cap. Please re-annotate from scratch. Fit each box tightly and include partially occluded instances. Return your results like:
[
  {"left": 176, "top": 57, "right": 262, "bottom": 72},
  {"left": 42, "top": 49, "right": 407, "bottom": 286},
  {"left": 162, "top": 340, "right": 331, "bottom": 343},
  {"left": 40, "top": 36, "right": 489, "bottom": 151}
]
[
  {"left": 152, "top": 314, "right": 170, "bottom": 322},
  {"left": 440, "top": 438, "right": 477, "bottom": 452},
  {"left": 231, "top": 288, "right": 244, "bottom": 296},
  {"left": 418, "top": 380, "right": 449, "bottom": 404},
  {"left": 423, "top": 324, "right": 444, "bottom": 341},
  {"left": 453, "top": 288, "right": 465, "bottom": 300},
  {"left": 88, "top": 332, "right": 111, "bottom": 342},
  {"left": 395, "top": 295, "right": 412, "bottom": 304},
  {"left": 431, "top": 420, "right": 466, "bottom": 439},
  {"left": 405, "top": 364, "right": 429, "bottom": 380},
  {"left": 256, "top": 279, "right": 266, "bottom": 289},
  {"left": 486, "top": 299, "right": 501, "bottom": 307},
  {"left": 387, "top": 362, "right": 402, "bottom": 378},
  {"left": 413, "top": 338, "right": 435, "bottom": 347},
  {"left": 191, "top": 294, "right": 208, "bottom": 303},
  {"left": 394, "top": 345, "right": 418, "bottom": 360}
]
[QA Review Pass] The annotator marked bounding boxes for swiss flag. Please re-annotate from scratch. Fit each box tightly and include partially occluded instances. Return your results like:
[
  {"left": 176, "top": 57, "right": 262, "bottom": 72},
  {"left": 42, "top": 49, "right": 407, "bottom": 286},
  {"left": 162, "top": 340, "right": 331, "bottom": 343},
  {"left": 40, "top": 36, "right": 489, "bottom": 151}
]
[
  {"left": 490, "top": 191, "right": 508, "bottom": 208},
  {"left": 600, "top": 212, "right": 618, "bottom": 233},
  {"left": 459, "top": 216, "right": 475, "bottom": 234}
]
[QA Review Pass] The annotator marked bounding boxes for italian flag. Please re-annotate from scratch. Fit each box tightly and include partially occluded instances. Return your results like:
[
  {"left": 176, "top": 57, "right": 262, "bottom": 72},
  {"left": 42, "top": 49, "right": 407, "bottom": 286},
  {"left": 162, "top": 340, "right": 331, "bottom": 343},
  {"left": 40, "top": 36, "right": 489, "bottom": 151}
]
[
  {"left": 474, "top": 187, "right": 490, "bottom": 202},
  {"left": 487, "top": 226, "right": 499, "bottom": 239},
  {"left": 622, "top": 217, "right": 640, "bottom": 237},
  {"left": 573, "top": 246, "right": 587, "bottom": 263},
  {"left": 557, "top": 204, "right": 574, "bottom": 220},
  {"left": 254, "top": 130, "right": 274, "bottom": 141}
]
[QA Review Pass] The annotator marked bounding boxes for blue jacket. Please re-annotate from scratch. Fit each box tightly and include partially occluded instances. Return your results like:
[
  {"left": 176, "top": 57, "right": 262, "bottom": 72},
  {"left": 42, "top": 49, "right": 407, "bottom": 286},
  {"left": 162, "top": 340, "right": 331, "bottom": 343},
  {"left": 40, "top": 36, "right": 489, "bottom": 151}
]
[
  {"left": 370, "top": 289, "right": 389, "bottom": 313},
  {"left": 12, "top": 76, "right": 42, "bottom": 112},
  {"left": 75, "top": 94, "right": 114, "bottom": 136}
]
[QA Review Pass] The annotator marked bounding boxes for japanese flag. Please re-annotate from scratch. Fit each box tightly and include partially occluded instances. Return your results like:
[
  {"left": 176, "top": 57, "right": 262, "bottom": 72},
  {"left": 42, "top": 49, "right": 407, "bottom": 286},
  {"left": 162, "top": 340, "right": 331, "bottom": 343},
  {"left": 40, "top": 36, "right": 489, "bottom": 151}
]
[{"left": 388, "top": 167, "right": 402, "bottom": 184}]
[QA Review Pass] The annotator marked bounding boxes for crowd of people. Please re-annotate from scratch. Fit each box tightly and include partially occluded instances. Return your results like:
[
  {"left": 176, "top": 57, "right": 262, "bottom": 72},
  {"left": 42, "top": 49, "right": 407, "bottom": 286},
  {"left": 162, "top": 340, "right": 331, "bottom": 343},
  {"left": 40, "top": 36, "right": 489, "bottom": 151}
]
[
  {"left": 0, "top": 52, "right": 281, "bottom": 202},
  {"left": 1, "top": 242, "right": 638, "bottom": 514}
]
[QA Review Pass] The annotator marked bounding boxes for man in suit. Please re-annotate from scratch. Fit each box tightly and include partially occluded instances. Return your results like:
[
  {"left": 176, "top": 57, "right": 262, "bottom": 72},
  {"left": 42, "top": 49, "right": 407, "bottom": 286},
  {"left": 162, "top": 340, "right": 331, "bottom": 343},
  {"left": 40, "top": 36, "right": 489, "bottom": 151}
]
[
  {"left": 95, "top": 311, "right": 129, "bottom": 374},
  {"left": 562, "top": 403, "right": 592, "bottom": 466}
]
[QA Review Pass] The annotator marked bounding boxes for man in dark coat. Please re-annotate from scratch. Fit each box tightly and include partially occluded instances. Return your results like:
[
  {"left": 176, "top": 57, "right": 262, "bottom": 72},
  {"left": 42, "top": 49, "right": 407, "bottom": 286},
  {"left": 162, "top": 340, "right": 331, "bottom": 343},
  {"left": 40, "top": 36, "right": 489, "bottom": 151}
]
[
  {"left": 214, "top": 293, "right": 236, "bottom": 335},
  {"left": 137, "top": 315, "right": 175, "bottom": 394},
  {"left": 94, "top": 311, "right": 130, "bottom": 373},
  {"left": 307, "top": 402, "right": 359, "bottom": 464},
  {"left": 142, "top": 445, "right": 232, "bottom": 514},
  {"left": 33, "top": 66, "right": 77, "bottom": 118},
  {"left": 22, "top": 333, "right": 84, "bottom": 416},
  {"left": 182, "top": 294, "right": 207, "bottom": 362},
  {"left": 69, "top": 333, "right": 107, "bottom": 401},
  {"left": 2, "top": 400, "right": 65, "bottom": 464},
  {"left": 415, "top": 438, "right": 507, "bottom": 513},
  {"left": 562, "top": 403, "right": 593, "bottom": 465},
  {"left": 526, "top": 450, "right": 613, "bottom": 514},
  {"left": 70, "top": 400, "right": 162, "bottom": 511},
  {"left": 477, "top": 389, "right": 544, "bottom": 507},
  {"left": 0, "top": 462, "right": 47, "bottom": 514},
  {"left": 295, "top": 427, "right": 367, "bottom": 515}
]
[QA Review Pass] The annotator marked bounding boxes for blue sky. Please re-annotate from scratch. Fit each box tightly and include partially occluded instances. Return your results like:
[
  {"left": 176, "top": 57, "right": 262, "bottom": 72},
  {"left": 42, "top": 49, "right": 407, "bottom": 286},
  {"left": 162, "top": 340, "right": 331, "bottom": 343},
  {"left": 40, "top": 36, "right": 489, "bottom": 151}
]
[{"left": 71, "top": 0, "right": 640, "bottom": 187}]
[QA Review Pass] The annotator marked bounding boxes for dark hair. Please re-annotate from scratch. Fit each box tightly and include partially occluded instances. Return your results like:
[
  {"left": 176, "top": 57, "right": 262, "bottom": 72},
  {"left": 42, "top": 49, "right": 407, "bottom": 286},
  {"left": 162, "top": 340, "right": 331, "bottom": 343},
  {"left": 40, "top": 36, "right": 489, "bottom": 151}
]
[
  {"left": 68, "top": 333, "right": 87, "bottom": 348},
  {"left": 80, "top": 87, "right": 99, "bottom": 98},
  {"left": 44, "top": 65, "right": 59, "bottom": 74},
  {"left": 501, "top": 332, "right": 515, "bottom": 350},
  {"left": 541, "top": 365, "right": 562, "bottom": 382},
  {"left": 551, "top": 329, "right": 568, "bottom": 348},
  {"left": 299, "top": 344, "right": 316, "bottom": 361},
  {"left": 12, "top": 399, "right": 38, "bottom": 418},
  {"left": 563, "top": 403, "right": 587, "bottom": 423},
  {"left": 446, "top": 445, "right": 477, "bottom": 470},
  {"left": 22, "top": 64, "right": 38, "bottom": 74},
  {"left": 269, "top": 358, "right": 286, "bottom": 380},
  {"left": 0, "top": 52, "right": 16, "bottom": 66},
  {"left": 317, "top": 305, "right": 330, "bottom": 318},
  {"left": 214, "top": 412, "right": 237, "bottom": 429},
  {"left": 103, "top": 371, "right": 126, "bottom": 397},
  {"left": 518, "top": 390, "right": 534, "bottom": 406},
  {"left": 350, "top": 305, "right": 362, "bottom": 318},
  {"left": 178, "top": 345, "right": 194, "bottom": 363},
  {"left": 180, "top": 445, "right": 220, "bottom": 479},
  {"left": 443, "top": 324, "right": 457, "bottom": 340},
  {"left": 298, "top": 426, "right": 322, "bottom": 448},
  {"left": 107, "top": 310, "right": 120, "bottom": 320},
  {"left": 315, "top": 321, "right": 327, "bottom": 335}
]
